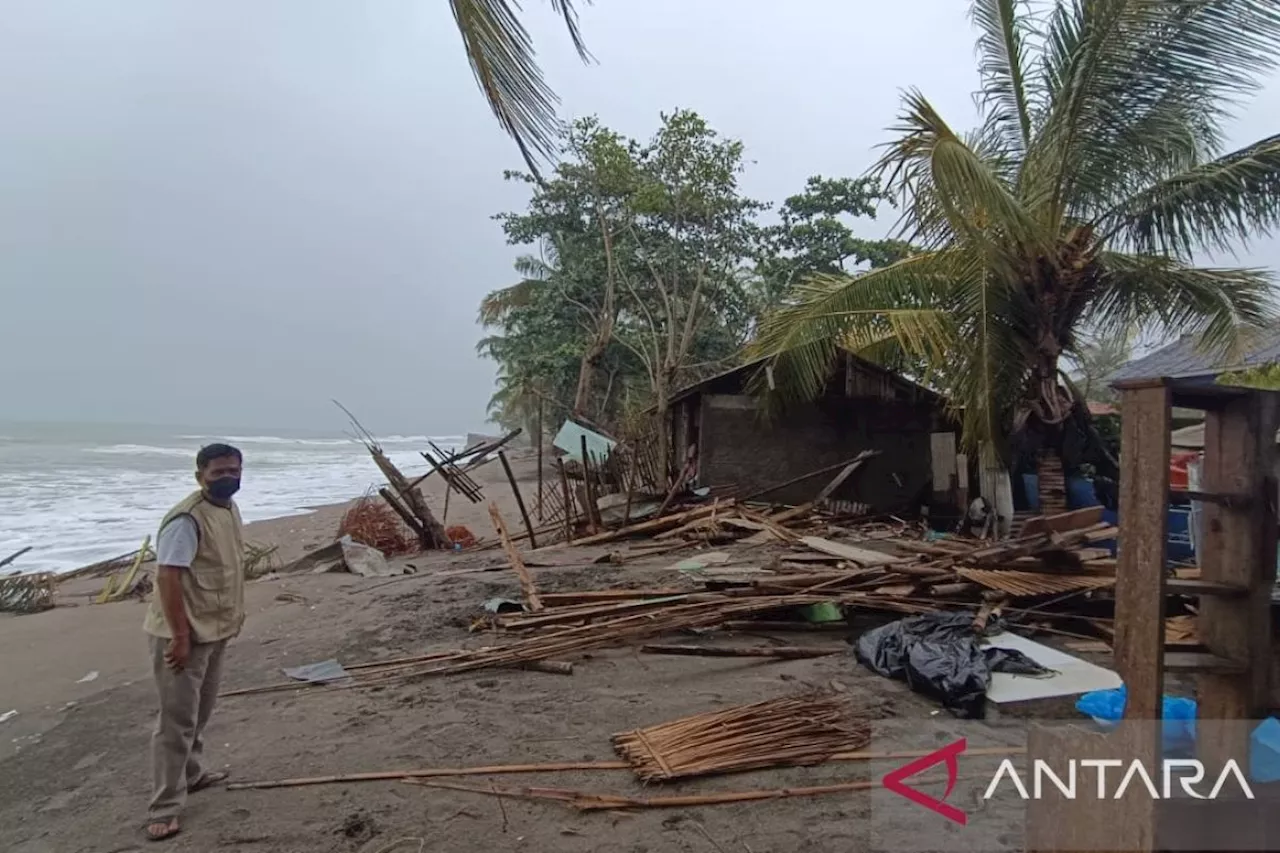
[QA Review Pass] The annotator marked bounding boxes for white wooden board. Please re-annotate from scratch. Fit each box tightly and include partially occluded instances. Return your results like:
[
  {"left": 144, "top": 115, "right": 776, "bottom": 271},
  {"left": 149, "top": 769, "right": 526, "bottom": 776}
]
[{"left": 984, "top": 632, "right": 1122, "bottom": 704}]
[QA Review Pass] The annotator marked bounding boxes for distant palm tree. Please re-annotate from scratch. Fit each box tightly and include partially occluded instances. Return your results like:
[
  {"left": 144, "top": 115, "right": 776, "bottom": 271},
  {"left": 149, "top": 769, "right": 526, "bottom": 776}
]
[
  {"left": 752, "top": 0, "right": 1280, "bottom": 510},
  {"left": 452, "top": 0, "right": 592, "bottom": 174}
]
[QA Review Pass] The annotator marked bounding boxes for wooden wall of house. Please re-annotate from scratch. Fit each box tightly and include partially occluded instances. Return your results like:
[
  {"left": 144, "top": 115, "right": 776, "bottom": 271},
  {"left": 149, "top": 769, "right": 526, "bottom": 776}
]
[{"left": 696, "top": 392, "right": 941, "bottom": 510}]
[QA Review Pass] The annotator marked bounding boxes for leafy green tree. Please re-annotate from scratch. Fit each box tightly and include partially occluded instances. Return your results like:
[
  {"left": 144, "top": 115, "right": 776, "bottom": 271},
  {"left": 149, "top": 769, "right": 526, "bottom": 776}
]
[
  {"left": 1217, "top": 362, "right": 1280, "bottom": 391},
  {"left": 751, "top": 0, "right": 1280, "bottom": 509},
  {"left": 609, "top": 110, "right": 767, "bottom": 470},
  {"left": 480, "top": 112, "right": 766, "bottom": 443},
  {"left": 752, "top": 177, "right": 911, "bottom": 307}
]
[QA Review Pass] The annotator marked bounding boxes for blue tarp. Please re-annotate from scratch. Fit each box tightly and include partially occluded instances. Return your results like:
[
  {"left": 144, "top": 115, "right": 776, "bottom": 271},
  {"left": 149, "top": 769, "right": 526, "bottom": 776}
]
[{"left": 1076, "top": 687, "right": 1280, "bottom": 782}]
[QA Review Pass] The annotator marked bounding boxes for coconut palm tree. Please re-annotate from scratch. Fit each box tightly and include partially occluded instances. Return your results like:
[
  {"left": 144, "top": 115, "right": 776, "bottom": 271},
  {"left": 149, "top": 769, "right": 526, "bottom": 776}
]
[
  {"left": 751, "top": 0, "right": 1280, "bottom": 514},
  {"left": 452, "top": 0, "right": 592, "bottom": 174}
]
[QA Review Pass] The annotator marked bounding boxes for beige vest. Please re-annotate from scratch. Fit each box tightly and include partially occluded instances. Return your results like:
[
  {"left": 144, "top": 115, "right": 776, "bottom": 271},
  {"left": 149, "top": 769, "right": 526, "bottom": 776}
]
[{"left": 143, "top": 490, "right": 246, "bottom": 643}]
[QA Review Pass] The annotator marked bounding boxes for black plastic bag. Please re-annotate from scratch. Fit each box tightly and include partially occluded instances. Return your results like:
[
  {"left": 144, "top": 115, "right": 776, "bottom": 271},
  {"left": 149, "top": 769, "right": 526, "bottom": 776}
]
[{"left": 854, "top": 611, "right": 1051, "bottom": 718}]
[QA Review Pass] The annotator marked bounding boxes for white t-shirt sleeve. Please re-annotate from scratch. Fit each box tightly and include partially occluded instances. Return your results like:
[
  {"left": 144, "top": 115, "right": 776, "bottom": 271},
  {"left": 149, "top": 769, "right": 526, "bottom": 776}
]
[{"left": 156, "top": 515, "right": 198, "bottom": 568}]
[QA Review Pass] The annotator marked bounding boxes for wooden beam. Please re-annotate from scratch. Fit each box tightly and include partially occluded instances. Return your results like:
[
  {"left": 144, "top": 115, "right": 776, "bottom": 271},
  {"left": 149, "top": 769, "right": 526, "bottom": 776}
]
[
  {"left": 1197, "top": 390, "right": 1280, "bottom": 774},
  {"left": 488, "top": 503, "right": 543, "bottom": 612},
  {"left": 1114, "top": 381, "right": 1170, "bottom": 726}
]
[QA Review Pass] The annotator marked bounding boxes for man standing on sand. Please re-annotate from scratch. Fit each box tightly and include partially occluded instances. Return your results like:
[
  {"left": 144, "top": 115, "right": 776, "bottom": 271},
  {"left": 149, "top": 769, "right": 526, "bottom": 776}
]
[{"left": 142, "top": 443, "right": 246, "bottom": 842}]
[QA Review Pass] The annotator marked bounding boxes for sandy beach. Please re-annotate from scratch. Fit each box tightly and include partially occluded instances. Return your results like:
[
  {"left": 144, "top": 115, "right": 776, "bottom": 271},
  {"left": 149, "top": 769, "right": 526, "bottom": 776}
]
[{"left": 0, "top": 451, "right": 1032, "bottom": 853}]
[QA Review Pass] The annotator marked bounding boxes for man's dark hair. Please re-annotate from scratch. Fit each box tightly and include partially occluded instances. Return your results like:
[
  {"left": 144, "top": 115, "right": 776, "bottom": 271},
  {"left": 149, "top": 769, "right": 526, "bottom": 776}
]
[{"left": 196, "top": 443, "right": 243, "bottom": 470}]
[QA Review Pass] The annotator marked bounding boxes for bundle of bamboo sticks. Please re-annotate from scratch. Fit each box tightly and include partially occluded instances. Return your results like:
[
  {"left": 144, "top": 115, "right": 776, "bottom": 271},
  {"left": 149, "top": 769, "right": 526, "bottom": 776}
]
[{"left": 611, "top": 694, "right": 871, "bottom": 783}]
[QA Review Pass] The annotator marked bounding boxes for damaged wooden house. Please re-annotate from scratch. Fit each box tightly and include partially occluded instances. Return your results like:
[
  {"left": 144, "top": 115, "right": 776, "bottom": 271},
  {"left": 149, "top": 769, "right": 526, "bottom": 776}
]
[{"left": 665, "top": 349, "right": 963, "bottom": 515}]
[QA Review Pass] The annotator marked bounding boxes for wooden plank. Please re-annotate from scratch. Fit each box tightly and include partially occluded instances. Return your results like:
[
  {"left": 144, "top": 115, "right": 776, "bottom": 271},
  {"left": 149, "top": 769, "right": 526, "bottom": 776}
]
[
  {"left": 1019, "top": 506, "right": 1105, "bottom": 537},
  {"left": 799, "top": 536, "right": 902, "bottom": 566},
  {"left": 1164, "top": 652, "right": 1247, "bottom": 674},
  {"left": 814, "top": 457, "right": 869, "bottom": 504},
  {"left": 1113, "top": 382, "right": 1170, "bottom": 725},
  {"left": 488, "top": 503, "right": 543, "bottom": 612},
  {"left": 1164, "top": 578, "right": 1248, "bottom": 597},
  {"left": 1197, "top": 391, "right": 1280, "bottom": 774}
]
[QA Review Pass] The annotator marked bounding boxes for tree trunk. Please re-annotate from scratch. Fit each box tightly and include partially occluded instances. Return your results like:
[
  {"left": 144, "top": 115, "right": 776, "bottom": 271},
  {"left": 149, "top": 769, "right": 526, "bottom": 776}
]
[
  {"left": 654, "top": 383, "right": 671, "bottom": 487},
  {"left": 1037, "top": 451, "right": 1068, "bottom": 515},
  {"left": 979, "top": 443, "right": 1014, "bottom": 538},
  {"left": 572, "top": 345, "right": 605, "bottom": 419}
]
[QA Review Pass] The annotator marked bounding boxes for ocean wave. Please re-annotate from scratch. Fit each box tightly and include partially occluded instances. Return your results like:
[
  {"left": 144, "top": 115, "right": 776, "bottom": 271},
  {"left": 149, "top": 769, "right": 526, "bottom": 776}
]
[
  {"left": 176, "top": 433, "right": 462, "bottom": 447},
  {"left": 178, "top": 434, "right": 357, "bottom": 447},
  {"left": 86, "top": 444, "right": 196, "bottom": 458}
]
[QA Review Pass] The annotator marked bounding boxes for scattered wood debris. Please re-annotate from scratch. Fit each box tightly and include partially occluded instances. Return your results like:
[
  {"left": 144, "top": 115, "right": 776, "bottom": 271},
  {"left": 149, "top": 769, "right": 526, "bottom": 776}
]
[{"left": 611, "top": 694, "right": 872, "bottom": 782}]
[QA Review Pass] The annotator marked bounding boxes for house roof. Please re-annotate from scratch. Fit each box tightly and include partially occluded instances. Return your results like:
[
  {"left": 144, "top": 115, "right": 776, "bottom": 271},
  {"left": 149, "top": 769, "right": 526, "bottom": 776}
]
[
  {"left": 1108, "top": 327, "right": 1280, "bottom": 385},
  {"left": 666, "top": 349, "right": 946, "bottom": 409}
]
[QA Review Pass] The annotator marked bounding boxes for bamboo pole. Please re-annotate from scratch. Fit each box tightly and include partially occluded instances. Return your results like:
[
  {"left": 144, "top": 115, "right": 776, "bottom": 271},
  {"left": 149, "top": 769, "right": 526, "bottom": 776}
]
[
  {"left": 569, "top": 500, "right": 736, "bottom": 547},
  {"left": 498, "top": 451, "right": 538, "bottom": 549},
  {"left": 536, "top": 401, "right": 544, "bottom": 521},
  {"left": 227, "top": 761, "right": 628, "bottom": 790},
  {"left": 226, "top": 746, "right": 1025, "bottom": 791},
  {"left": 557, "top": 458, "right": 574, "bottom": 543},
  {"left": 742, "top": 453, "right": 881, "bottom": 503},
  {"left": 580, "top": 436, "right": 602, "bottom": 531}
]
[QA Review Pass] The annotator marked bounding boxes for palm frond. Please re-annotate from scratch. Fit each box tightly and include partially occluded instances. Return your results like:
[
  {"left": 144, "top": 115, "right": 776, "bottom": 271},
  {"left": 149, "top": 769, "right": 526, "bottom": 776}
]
[
  {"left": 876, "top": 90, "right": 1047, "bottom": 256},
  {"left": 946, "top": 267, "right": 1025, "bottom": 454},
  {"left": 1086, "top": 252, "right": 1276, "bottom": 358},
  {"left": 478, "top": 277, "right": 547, "bottom": 326},
  {"left": 1098, "top": 135, "right": 1280, "bottom": 256},
  {"left": 1032, "top": 0, "right": 1280, "bottom": 219},
  {"left": 451, "top": 0, "right": 592, "bottom": 177},
  {"left": 748, "top": 252, "right": 965, "bottom": 407},
  {"left": 970, "top": 0, "right": 1037, "bottom": 156}
]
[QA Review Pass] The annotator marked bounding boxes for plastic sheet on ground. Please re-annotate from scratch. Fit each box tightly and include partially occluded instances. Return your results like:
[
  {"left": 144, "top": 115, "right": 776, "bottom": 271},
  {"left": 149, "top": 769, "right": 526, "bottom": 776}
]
[
  {"left": 338, "top": 535, "right": 397, "bottom": 577},
  {"left": 283, "top": 659, "right": 351, "bottom": 685},
  {"left": 854, "top": 611, "right": 1052, "bottom": 718}
]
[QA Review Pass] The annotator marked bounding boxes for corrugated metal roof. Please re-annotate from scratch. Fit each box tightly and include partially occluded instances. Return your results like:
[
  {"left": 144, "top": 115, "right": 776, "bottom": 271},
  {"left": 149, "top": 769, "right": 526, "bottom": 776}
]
[{"left": 1108, "top": 327, "right": 1280, "bottom": 384}]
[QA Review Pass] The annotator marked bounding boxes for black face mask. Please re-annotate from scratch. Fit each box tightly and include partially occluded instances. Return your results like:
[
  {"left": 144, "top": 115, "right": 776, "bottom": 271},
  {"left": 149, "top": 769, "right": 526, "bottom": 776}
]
[{"left": 206, "top": 476, "right": 241, "bottom": 502}]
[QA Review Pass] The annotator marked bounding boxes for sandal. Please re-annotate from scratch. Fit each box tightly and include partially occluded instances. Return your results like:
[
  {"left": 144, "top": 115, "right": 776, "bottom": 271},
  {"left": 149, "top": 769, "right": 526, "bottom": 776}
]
[
  {"left": 189, "top": 770, "right": 229, "bottom": 793},
  {"left": 144, "top": 817, "right": 181, "bottom": 842}
]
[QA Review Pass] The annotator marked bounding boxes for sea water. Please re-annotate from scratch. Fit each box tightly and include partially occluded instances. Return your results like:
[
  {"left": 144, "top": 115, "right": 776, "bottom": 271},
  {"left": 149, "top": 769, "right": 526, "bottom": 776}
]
[{"left": 0, "top": 421, "right": 464, "bottom": 575}]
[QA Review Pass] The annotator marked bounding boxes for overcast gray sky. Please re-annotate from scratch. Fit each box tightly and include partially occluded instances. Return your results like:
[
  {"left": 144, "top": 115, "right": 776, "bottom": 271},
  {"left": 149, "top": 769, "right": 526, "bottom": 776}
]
[{"left": 2, "top": 1, "right": 1278, "bottom": 436}]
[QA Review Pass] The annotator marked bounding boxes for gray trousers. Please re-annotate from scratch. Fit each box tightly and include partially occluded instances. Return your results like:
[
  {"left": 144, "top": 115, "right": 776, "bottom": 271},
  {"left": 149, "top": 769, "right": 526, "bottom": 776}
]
[{"left": 148, "top": 635, "right": 227, "bottom": 819}]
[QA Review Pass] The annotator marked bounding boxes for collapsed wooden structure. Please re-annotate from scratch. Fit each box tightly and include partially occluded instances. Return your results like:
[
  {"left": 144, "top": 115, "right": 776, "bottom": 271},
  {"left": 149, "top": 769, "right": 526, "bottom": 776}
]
[{"left": 1028, "top": 378, "right": 1280, "bottom": 853}]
